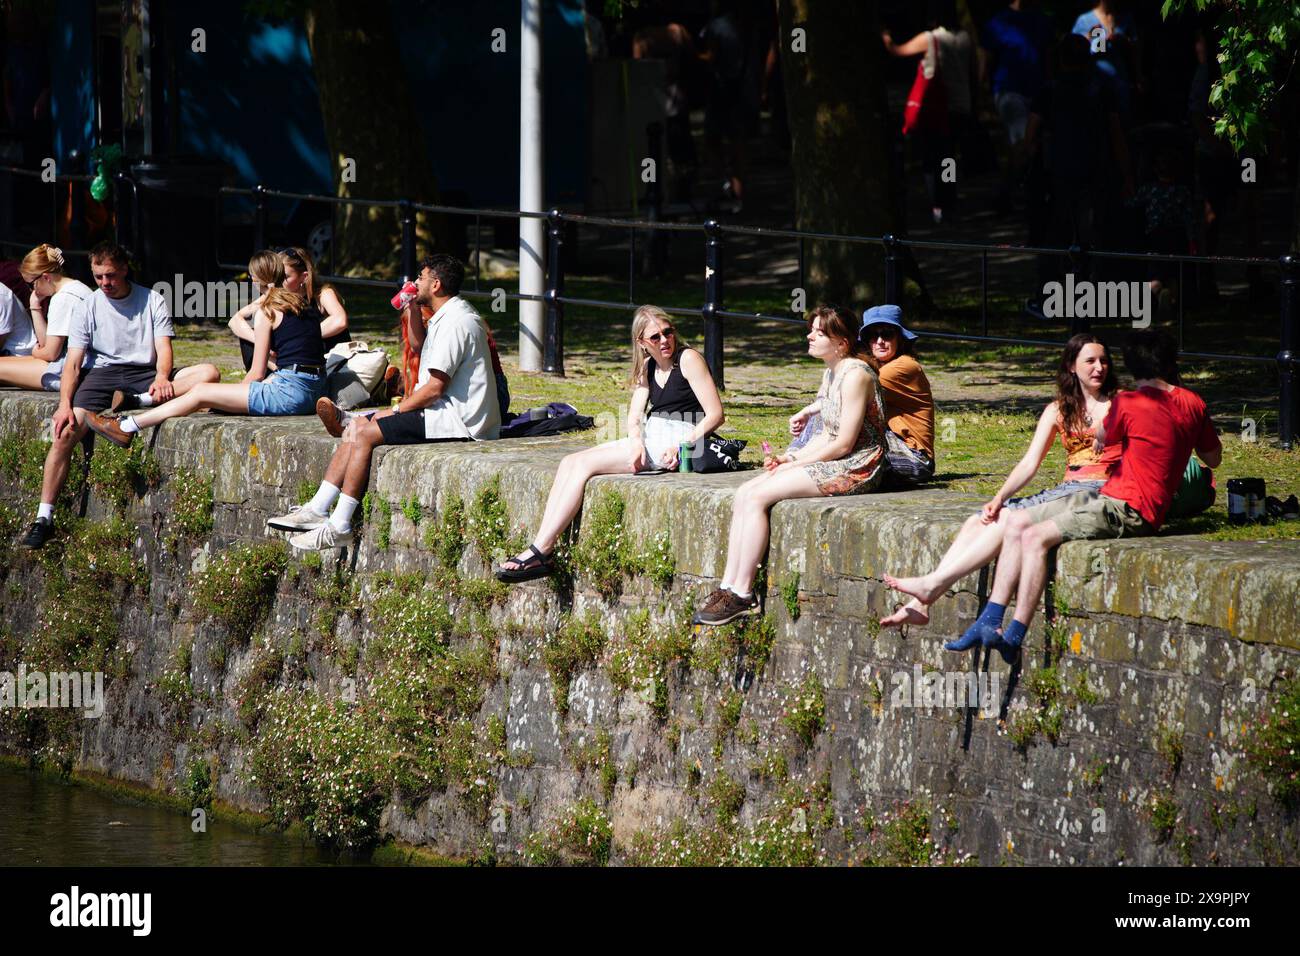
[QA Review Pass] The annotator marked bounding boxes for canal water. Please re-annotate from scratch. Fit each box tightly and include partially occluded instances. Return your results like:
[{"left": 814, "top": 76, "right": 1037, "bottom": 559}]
[{"left": 0, "top": 764, "right": 350, "bottom": 865}]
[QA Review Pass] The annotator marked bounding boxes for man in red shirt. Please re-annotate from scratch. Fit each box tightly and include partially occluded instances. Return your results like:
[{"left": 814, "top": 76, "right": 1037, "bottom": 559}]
[{"left": 957, "top": 330, "right": 1222, "bottom": 661}]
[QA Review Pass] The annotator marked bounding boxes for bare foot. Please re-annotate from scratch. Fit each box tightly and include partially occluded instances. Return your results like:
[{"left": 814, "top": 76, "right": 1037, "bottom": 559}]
[
  {"left": 879, "top": 601, "right": 930, "bottom": 629},
  {"left": 883, "top": 572, "right": 944, "bottom": 605}
]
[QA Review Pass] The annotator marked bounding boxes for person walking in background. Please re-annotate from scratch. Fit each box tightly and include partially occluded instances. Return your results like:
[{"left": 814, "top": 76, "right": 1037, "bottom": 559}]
[
  {"left": 978, "top": 0, "right": 1053, "bottom": 215},
  {"left": 883, "top": 0, "right": 974, "bottom": 225},
  {"left": 698, "top": 0, "right": 748, "bottom": 214},
  {"left": 1072, "top": 0, "right": 1140, "bottom": 122}
]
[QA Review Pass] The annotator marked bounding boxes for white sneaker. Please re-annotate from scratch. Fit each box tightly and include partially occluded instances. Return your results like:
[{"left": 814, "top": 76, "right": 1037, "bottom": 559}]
[
  {"left": 267, "top": 505, "right": 328, "bottom": 532},
  {"left": 289, "top": 522, "right": 355, "bottom": 552}
]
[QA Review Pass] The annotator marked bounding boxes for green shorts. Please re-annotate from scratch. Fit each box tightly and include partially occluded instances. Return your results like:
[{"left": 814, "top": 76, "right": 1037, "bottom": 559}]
[{"left": 1021, "top": 490, "right": 1153, "bottom": 542}]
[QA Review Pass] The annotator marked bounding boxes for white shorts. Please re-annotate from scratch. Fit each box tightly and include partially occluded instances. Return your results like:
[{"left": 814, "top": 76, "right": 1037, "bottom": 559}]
[{"left": 642, "top": 415, "right": 695, "bottom": 471}]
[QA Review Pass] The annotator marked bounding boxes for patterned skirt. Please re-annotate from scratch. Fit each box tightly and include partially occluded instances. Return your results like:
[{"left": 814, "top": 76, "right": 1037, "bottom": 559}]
[{"left": 801, "top": 444, "right": 887, "bottom": 496}]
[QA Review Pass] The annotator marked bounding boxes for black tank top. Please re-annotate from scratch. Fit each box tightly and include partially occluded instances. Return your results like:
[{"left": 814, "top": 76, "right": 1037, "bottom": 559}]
[
  {"left": 646, "top": 350, "right": 705, "bottom": 420},
  {"left": 271, "top": 304, "right": 326, "bottom": 369}
]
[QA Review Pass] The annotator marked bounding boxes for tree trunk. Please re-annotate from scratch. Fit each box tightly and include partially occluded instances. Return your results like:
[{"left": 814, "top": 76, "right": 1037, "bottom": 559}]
[
  {"left": 777, "top": 0, "right": 897, "bottom": 306},
  {"left": 302, "top": 1, "right": 460, "bottom": 276}
]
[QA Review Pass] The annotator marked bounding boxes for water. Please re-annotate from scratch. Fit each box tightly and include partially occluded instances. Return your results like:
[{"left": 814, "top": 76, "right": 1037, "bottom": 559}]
[{"left": 0, "top": 764, "right": 351, "bottom": 866}]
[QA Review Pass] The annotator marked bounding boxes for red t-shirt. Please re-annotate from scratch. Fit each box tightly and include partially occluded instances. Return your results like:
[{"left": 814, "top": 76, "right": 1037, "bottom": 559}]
[{"left": 1099, "top": 386, "right": 1221, "bottom": 529}]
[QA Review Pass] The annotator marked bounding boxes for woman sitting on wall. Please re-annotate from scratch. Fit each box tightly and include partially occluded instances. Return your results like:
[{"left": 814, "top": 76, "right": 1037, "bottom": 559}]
[
  {"left": 694, "top": 304, "right": 889, "bottom": 626},
  {"left": 229, "top": 245, "right": 349, "bottom": 368},
  {"left": 880, "top": 333, "right": 1119, "bottom": 644},
  {"left": 0, "top": 244, "right": 93, "bottom": 392},
  {"left": 790, "top": 305, "right": 935, "bottom": 486},
  {"left": 84, "top": 250, "right": 326, "bottom": 445},
  {"left": 494, "top": 304, "right": 724, "bottom": 582}
]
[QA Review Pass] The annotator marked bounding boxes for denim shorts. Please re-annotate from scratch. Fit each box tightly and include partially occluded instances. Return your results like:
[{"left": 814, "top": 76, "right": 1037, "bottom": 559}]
[
  {"left": 247, "top": 369, "right": 324, "bottom": 416},
  {"left": 1004, "top": 479, "right": 1105, "bottom": 510}
]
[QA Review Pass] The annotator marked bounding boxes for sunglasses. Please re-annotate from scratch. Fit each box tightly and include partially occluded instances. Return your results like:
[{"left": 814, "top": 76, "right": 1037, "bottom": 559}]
[
  {"left": 866, "top": 327, "right": 899, "bottom": 340},
  {"left": 645, "top": 327, "right": 676, "bottom": 343}
]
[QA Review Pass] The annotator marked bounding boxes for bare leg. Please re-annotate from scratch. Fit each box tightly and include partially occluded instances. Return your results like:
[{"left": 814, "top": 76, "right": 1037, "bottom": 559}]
[
  {"left": 727, "top": 467, "right": 822, "bottom": 595},
  {"left": 502, "top": 440, "right": 640, "bottom": 567},
  {"left": 339, "top": 417, "right": 385, "bottom": 499},
  {"left": 40, "top": 410, "right": 90, "bottom": 507},
  {"left": 129, "top": 380, "right": 250, "bottom": 429},
  {"left": 0, "top": 355, "right": 52, "bottom": 390},
  {"left": 1010, "top": 520, "right": 1063, "bottom": 628},
  {"left": 988, "top": 509, "right": 1035, "bottom": 607},
  {"left": 885, "top": 511, "right": 1010, "bottom": 605}
]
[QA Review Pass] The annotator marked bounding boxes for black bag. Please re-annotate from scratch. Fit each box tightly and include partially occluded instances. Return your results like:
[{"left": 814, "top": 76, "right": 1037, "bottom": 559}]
[{"left": 693, "top": 434, "right": 746, "bottom": 472}]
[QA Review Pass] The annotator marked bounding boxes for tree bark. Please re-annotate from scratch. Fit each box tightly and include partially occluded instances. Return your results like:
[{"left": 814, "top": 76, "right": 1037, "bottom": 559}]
[
  {"left": 302, "top": 1, "right": 460, "bottom": 275},
  {"left": 777, "top": 0, "right": 897, "bottom": 307}
]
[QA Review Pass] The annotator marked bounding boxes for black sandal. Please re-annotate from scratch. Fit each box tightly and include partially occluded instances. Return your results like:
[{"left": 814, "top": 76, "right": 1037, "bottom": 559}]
[{"left": 494, "top": 544, "right": 555, "bottom": 583}]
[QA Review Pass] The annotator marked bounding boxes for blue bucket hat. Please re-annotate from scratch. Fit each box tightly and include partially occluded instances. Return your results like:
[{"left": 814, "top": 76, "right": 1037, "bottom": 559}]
[{"left": 860, "top": 304, "right": 918, "bottom": 341}]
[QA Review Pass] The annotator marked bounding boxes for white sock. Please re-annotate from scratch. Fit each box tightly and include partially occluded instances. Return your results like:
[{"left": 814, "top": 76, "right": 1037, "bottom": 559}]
[
  {"left": 308, "top": 481, "right": 340, "bottom": 516},
  {"left": 37, "top": 502, "right": 54, "bottom": 523},
  {"left": 134, "top": 392, "right": 155, "bottom": 408},
  {"left": 720, "top": 581, "right": 732, "bottom": 592},
  {"left": 329, "top": 494, "right": 359, "bottom": 533},
  {"left": 120, "top": 417, "right": 140, "bottom": 434},
  {"left": 733, "top": 589, "right": 752, "bottom": 600}
]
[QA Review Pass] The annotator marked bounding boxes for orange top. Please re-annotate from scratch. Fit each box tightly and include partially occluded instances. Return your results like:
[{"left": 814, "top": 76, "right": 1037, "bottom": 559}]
[
  {"left": 1060, "top": 415, "right": 1120, "bottom": 481},
  {"left": 878, "top": 355, "right": 934, "bottom": 457}
]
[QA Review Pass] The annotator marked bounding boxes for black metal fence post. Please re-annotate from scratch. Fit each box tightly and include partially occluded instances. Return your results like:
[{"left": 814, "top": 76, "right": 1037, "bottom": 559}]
[
  {"left": 253, "top": 184, "right": 267, "bottom": 253},
  {"left": 399, "top": 199, "right": 416, "bottom": 281},
  {"left": 1279, "top": 254, "right": 1298, "bottom": 450},
  {"left": 703, "top": 219, "right": 725, "bottom": 389},
  {"left": 883, "top": 234, "right": 901, "bottom": 305},
  {"left": 544, "top": 209, "right": 566, "bottom": 376},
  {"left": 1068, "top": 244, "right": 1090, "bottom": 333}
]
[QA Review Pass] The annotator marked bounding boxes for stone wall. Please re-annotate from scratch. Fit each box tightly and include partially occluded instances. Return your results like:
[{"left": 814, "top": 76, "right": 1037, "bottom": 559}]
[{"left": 1, "top": 389, "right": 1298, "bottom": 865}]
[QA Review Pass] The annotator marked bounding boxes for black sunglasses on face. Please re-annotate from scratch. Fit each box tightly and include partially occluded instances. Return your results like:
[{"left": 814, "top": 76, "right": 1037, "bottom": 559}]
[{"left": 645, "top": 328, "right": 675, "bottom": 343}]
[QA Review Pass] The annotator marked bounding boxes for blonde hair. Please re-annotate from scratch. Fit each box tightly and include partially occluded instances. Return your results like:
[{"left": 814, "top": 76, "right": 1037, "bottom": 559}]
[
  {"left": 21, "top": 243, "right": 66, "bottom": 279},
  {"left": 627, "top": 304, "right": 683, "bottom": 388},
  {"left": 249, "top": 250, "right": 304, "bottom": 320}
]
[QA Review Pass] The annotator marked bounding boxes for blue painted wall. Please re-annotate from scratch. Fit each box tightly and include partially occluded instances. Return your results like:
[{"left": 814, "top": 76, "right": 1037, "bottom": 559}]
[{"left": 43, "top": 1, "right": 588, "bottom": 208}]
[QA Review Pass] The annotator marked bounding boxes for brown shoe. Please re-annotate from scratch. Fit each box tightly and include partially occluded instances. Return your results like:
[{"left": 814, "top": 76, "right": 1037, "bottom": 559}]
[
  {"left": 699, "top": 588, "right": 730, "bottom": 612},
  {"left": 316, "top": 397, "right": 343, "bottom": 438},
  {"left": 695, "top": 590, "right": 759, "bottom": 627},
  {"left": 85, "top": 411, "right": 134, "bottom": 448}
]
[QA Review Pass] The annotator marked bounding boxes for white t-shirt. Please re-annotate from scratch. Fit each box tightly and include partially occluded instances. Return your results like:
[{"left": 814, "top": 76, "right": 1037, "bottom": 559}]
[
  {"left": 418, "top": 296, "right": 501, "bottom": 440},
  {"left": 42, "top": 279, "right": 94, "bottom": 373},
  {"left": 928, "top": 26, "right": 973, "bottom": 117},
  {"left": 67, "top": 282, "right": 174, "bottom": 369},
  {"left": 0, "top": 283, "right": 36, "bottom": 356}
]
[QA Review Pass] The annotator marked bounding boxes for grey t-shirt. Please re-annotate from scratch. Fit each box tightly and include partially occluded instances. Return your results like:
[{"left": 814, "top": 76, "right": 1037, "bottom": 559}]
[
  {"left": 419, "top": 296, "right": 501, "bottom": 440},
  {"left": 67, "top": 282, "right": 174, "bottom": 369}
]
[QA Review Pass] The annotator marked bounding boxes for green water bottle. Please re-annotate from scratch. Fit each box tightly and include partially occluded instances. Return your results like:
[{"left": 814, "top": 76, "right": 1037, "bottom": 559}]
[{"left": 678, "top": 441, "right": 692, "bottom": 473}]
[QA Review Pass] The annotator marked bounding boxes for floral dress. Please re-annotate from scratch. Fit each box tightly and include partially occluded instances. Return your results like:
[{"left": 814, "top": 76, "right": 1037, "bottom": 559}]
[{"left": 801, "top": 357, "right": 889, "bottom": 495}]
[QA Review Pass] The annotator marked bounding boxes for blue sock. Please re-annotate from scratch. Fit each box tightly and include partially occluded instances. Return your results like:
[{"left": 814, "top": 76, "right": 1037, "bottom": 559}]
[
  {"left": 944, "top": 602, "right": 1006, "bottom": 652},
  {"left": 996, "top": 619, "right": 1028, "bottom": 664}
]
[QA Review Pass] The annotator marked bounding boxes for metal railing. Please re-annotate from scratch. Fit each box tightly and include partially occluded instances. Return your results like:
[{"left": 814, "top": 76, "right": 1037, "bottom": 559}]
[
  {"left": 1, "top": 164, "right": 1295, "bottom": 446},
  {"left": 212, "top": 182, "right": 1296, "bottom": 447}
]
